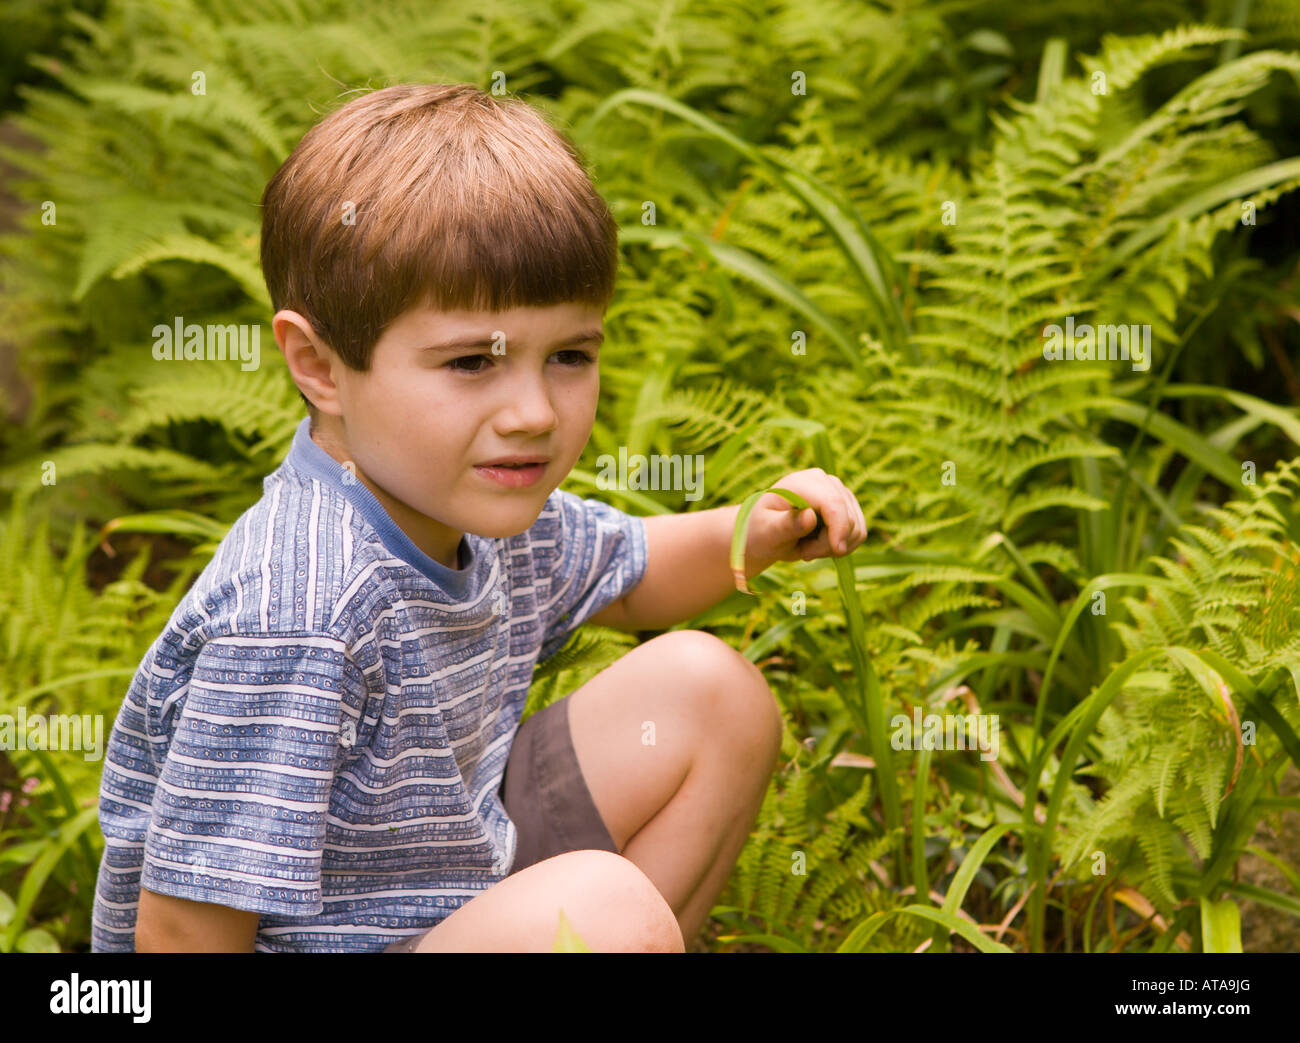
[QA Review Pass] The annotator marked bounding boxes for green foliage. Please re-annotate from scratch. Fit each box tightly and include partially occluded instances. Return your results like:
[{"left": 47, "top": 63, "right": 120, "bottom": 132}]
[
  {"left": 0, "top": 491, "right": 194, "bottom": 951},
  {"left": 524, "top": 625, "right": 639, "bottom": 721},
  {"left": 1059, "top": 461, "right": 1300, "bottom": 912},
  {"left": 723, "top": 761, "right": 923, "bottom": 952},
  {"left": 2, "top": 0, "right": 1299, "bottom": 953}
]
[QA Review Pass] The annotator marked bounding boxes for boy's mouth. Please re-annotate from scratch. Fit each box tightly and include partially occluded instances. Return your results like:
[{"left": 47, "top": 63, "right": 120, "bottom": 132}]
[{"left": 474, "top": 455, "right": 549, "bottom": 489}]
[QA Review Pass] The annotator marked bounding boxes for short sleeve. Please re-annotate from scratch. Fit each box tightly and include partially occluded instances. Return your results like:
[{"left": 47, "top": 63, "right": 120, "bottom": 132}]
[
  {"left": 140, "top": 633, "right": 358, "bottom": 917},
  {"left": 535, "top": 490, "right": 648, "bottom": 662}
]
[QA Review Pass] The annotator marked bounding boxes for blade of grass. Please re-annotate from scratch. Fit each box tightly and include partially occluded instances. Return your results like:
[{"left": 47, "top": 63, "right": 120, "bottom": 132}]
[
  {"left": 1098, "top": 159, "right": 1300, "bottom": 276},
  {"left": 1199, "top": 897, "right": 1244, "bottom": 953},
  {"left": 1099, "top": 398, "right": 1243, "bottom": 487},
  {"left": 837, "top": 904, "right": 1012, "bottom": 953},
  {"left": 714, "top": 932, "right": 808, "bottom": 953},
  {"left": 911, "top": 745, "right": 933, "bottom": 909},
  {"left": 1036, "top": 38, "right": 1068, "bottom": 103},
  {"left": 931, "top": 822, "right": 1016, "bottom": 953},
  {"left": 1227, "top": 881, "right": 1300, "bottom": 919},
  {"left": 728, "top": 419, "right": 903, "bottom": 874}
]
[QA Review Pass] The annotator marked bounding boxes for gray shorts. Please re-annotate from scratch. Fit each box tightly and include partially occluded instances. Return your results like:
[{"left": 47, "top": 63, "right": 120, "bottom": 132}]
[{"left": 383, "top": 694, "right": 617, "bottom": 952}]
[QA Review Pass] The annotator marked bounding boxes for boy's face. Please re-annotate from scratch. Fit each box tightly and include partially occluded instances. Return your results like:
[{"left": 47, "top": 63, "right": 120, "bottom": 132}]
[{"left": 284, "top": 301, "right": 602, "bottom": 569}]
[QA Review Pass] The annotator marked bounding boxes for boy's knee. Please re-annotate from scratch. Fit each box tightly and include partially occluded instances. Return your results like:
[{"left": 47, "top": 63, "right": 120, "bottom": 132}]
[
  {"left": 652, "top": 629, "right": 768, "bottom": 694},
  {"left": 555, "top": 850, "right": 684, "bottom": 952},
  {"left": 652, "top": 630, "right": 782, "bottom": 759}
]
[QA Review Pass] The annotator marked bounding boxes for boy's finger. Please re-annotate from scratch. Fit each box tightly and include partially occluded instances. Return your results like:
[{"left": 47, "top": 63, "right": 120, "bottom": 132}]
[
  {"left": 794, "top": 506, "right": 818, "bottom": 534},
  {"left": 840, "top": 485, "right": 865, "bottom": 550},
  {"left": 794, "top": 505, "right": 825, "bottom": 539},
  {"left": 800, "top": 530, "right": 831, "bottom": 560},
  {"left": 831, "top": 485, "right": 857, "bottom": 553},
  {"left": 834, "top": 480, "right": 865, "bottom": 549},
  {"left": 820, "top": 486, "right": 854, "bottom": 555},
  {"left": 806, "top": 495, "right": 841, "bottom": 555}
]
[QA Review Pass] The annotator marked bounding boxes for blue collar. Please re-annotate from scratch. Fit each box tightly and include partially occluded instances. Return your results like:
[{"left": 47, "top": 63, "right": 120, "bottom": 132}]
[{"left": 280, "top": 415, "right": 480, "bottom": 596}]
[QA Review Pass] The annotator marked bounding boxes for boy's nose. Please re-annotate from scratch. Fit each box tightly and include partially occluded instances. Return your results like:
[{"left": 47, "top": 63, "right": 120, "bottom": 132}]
[{"left": 495, "top": 377, "right": 560, "bottom": 436}]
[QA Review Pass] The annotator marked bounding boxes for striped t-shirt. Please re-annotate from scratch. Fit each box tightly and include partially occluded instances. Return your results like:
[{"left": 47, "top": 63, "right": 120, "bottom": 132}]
[{"left": 91, "top": 415, "right": 647, "bottom": 952}]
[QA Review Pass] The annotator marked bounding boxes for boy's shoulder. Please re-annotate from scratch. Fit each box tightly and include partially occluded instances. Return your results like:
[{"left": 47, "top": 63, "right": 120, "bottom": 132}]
[{"left": 169, "top": 464, "right": 403, "bottom": 650}]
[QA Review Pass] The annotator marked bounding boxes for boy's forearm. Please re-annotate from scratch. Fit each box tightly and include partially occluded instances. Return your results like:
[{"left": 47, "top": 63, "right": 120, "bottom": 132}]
[
  {"left": 595, "top": 468, "right": 865, "bottom": 633},
  {"left": 600, "top": 506, "right": 752, "bottom": 631}
]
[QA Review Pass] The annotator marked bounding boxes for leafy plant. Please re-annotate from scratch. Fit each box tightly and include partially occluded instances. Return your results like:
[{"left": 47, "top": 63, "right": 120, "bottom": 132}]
[{"left": 2, "top": 0, "right": 1299, "bottom": 954}]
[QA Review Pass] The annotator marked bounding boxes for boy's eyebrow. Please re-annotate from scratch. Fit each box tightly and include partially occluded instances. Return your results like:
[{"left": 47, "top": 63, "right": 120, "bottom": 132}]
[{"left": 419, "top": 329, "right": 604, "bottom": 352}]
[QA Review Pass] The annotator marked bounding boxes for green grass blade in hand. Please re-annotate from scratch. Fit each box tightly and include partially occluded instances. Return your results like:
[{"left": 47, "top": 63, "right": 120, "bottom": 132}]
[{"left": 729, "top": 486, "right": 811, "bottom": 595}]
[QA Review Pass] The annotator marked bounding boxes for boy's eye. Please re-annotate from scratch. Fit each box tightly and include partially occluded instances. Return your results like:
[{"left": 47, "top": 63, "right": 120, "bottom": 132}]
[
  {"left": 552, "top": 349, "right": 594, "bottom": 366},
  {"left": 448, "top": 354, "right": 491, "bottom": 373}
]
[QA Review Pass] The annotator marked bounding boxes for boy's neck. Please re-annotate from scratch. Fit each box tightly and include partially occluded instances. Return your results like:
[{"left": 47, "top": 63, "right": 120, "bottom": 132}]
[{"left": 308, "top": 415, "right": 465, "bottom": 570}]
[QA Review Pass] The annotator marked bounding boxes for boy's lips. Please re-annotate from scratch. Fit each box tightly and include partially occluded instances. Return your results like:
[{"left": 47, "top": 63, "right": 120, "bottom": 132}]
[{"left": 474, "top": 456, "right": 549, "bottom": 489}]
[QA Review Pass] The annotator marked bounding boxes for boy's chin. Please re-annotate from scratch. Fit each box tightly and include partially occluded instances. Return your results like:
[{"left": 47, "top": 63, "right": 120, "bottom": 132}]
[{"left": 463, "top": 503, "right": 548, "bottom": 540}]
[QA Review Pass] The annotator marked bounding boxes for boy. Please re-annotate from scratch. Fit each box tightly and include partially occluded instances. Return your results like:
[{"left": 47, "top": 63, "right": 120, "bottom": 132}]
[{"left": 91, "top": 83, "right": 865, "bottom": 953}]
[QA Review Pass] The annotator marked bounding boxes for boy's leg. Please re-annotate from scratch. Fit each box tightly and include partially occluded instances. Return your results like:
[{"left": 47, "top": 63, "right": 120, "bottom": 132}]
[
  {"left": 390, "top": 849, "right": 684, "bottom": 953},
  {"left": 565, "top": 629, "right": 784, "bottom": 946},
  {"left": 384, "top": 628, "right": 780, "bottom": 952},
  {"left": 384, "top": 691, "right": 683, "bottom": 953}
]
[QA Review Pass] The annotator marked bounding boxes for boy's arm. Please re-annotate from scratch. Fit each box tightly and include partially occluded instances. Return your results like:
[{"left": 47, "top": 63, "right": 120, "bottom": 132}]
[
  {"left": 135, "top": 635, "right": 356, "bottom": 941},
  {"left": 135, "top": 888, "right": 259, "bottom": 953},
  {"left": 589, "top": 468, "right": 866, "bottom": 632}
]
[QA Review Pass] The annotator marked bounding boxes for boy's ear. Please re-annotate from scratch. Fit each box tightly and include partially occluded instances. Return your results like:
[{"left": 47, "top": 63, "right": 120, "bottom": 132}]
[{"left": 274, "top": 309, "right": 342, "bottom": 416}]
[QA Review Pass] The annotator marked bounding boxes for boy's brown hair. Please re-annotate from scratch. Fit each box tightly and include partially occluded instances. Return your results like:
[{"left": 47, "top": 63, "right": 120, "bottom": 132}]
[{"left": 260, "top": 83, "right": 620, "bottom": 416}]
